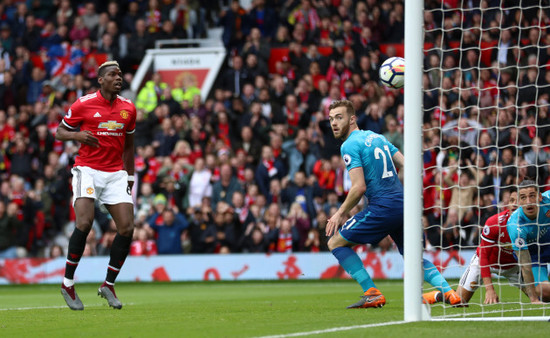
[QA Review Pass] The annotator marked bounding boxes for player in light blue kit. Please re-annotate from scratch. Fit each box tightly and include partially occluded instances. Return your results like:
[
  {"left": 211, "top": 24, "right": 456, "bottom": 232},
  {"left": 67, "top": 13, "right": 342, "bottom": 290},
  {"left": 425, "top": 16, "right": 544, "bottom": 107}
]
[
  {"left": 507, "top": 179, "right": 550, "bottom": 303},
  {"left": 326, "top": 100, "right": 461, "bottom": 308}
]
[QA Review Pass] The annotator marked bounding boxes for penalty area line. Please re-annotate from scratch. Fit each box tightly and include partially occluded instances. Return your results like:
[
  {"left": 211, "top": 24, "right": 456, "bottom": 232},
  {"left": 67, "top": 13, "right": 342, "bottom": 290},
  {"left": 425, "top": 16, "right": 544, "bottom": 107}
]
[{"left": 256, "top": 320, "right": 408, "bottom": 338}]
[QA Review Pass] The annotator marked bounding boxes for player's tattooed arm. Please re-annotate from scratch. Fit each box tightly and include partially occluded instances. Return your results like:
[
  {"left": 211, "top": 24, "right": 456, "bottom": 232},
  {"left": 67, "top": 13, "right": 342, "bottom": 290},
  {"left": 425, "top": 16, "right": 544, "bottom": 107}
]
[{"left": 516, "top": 249, "right": 542, "bottom": 304}]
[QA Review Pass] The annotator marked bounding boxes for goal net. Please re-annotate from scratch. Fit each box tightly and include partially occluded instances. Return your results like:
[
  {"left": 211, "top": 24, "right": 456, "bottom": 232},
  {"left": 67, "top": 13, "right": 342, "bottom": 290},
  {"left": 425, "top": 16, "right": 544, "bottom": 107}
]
[{"left": 416, "top": 0, "right": 550, "bottom": 320}]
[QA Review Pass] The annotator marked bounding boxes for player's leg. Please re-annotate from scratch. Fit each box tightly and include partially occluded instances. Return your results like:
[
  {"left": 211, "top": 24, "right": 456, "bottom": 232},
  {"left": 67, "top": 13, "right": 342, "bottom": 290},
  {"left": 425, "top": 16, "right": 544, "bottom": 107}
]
[
  {"left": 64, "top": 198, "right": 96, "bottom": 283},
  {"left": 99, "top": 202, "right": 134, "bottom": 309},
  {"left": 390, "top": 224, "right": 462, "bottom": 305},
  {"left": 455, "top": 254, "right": 481, "bottom": 304},
  {"left": 328, "top": 233, "right": 377, "bottom": 292},
  {"left": 501, "top": 265, "right": 531, "bottom": 300},
  {"left": 96, "top": 170, "right": 134, "bottom": 309},
  {"left": 61, "top": 167, "right": 97, "bottom": 310},
  {"left": 331, "top": 209, "right": 389, "bottom": 309}
]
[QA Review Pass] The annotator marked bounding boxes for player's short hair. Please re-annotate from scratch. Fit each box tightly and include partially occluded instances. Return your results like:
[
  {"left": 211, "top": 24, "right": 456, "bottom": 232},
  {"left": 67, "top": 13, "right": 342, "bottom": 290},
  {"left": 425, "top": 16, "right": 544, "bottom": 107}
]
[
  {"left": 328, "top": 99, "right": 356, "bottom": 116},
  {"left": 502, "top": 185, "right": 518, "bottom": 196},
  {"left": 98, "top": 60, "right": 120, "bottom": 77},
  {"left": 518, "top": 178, "right": 537, "bottom": 191}
]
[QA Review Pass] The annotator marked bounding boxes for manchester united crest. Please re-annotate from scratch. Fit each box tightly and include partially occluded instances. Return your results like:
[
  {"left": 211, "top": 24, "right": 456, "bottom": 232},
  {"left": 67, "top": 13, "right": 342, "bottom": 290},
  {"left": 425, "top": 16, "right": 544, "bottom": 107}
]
[
  {"left": 120, "top": 110, "right": 129, "bottom": 119},
  {"left": 86, "top": 187, "right": 94, "bottom": 195}
]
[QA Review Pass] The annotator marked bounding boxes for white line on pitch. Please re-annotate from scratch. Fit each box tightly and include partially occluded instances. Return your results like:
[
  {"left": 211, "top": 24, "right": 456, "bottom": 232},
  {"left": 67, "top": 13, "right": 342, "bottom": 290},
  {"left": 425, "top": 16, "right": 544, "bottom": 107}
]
[{"left": 255, "top": 321, "right": 408, "bottom": 338}]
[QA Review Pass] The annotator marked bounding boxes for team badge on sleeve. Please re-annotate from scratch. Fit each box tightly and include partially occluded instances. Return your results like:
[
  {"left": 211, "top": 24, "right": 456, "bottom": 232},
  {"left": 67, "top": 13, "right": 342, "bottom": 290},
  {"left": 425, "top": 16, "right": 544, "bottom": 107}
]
[
  {"left": 343, "top": 154, "right": 351, "bottom": 166},
  {"left": 514, "top": 237, "right": 526, "bottom": 248},
  {"left": 482, "top": 225, "right": 490, "bottom": 236},
  {"left": 66, "top": 108, "right": 72, "bottom": 118},
  {"left": 120, "top": 110, "right": 129, "bottom": 119}
]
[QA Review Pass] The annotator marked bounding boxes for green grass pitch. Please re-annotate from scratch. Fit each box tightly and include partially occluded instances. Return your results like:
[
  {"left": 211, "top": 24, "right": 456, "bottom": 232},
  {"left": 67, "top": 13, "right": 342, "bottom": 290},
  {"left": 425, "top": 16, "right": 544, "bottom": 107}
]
[{"left": 0, "top": 280, "right": 549, "bottom": 337}]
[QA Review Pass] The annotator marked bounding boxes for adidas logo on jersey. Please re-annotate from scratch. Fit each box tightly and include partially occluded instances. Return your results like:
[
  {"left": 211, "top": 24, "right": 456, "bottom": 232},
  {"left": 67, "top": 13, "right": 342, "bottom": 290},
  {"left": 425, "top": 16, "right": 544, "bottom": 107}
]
[{"left": 94, "top": 112, "right": 102, "bottom": 117}]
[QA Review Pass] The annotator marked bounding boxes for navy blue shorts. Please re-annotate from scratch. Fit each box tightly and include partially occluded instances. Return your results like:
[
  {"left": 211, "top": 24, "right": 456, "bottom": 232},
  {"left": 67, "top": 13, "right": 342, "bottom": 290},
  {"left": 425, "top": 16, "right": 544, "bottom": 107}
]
[{"left": 338, "top": 203, "right": 404, "bottom": 254}]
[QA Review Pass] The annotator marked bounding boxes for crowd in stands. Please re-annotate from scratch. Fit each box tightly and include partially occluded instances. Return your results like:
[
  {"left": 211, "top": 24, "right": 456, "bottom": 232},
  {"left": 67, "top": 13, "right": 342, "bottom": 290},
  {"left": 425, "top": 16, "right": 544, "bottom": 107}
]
[{"left": 0, "top": 0, "right": 549, "bottom": 259}]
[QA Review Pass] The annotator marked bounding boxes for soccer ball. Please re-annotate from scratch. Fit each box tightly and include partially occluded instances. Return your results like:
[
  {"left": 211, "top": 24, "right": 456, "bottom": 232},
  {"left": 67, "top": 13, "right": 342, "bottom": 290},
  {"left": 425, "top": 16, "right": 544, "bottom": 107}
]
[{"left": 379, "top": 57, "right": 405, "bottom": 89}]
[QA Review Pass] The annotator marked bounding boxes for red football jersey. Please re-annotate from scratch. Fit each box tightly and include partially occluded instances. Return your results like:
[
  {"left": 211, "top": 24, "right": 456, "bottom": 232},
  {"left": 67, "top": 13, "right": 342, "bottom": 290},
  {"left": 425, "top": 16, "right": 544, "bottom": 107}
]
[
  {"left": 62, "top": 91, "right": 136, "bottom": 172},
  {"left": 476, "top": 209, "right": 517, "bottom": 278}
]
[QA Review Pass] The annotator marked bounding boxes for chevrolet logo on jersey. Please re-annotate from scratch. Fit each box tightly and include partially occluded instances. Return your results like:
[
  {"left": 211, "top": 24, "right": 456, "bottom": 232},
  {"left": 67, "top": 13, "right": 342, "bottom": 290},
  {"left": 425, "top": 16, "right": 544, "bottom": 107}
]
[{"left": 98, "top": 121, "right": 124, "bottom": 131}]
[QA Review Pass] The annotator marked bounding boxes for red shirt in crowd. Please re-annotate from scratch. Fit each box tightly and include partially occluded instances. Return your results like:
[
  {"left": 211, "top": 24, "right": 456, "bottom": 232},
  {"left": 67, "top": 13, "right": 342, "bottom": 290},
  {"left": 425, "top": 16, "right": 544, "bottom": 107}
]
[
  {"left": 130, "top": 240, "right": 158, "bottom": 256},
  {"left": 62, "top": 91, "right": 136, "bottom": 172}
]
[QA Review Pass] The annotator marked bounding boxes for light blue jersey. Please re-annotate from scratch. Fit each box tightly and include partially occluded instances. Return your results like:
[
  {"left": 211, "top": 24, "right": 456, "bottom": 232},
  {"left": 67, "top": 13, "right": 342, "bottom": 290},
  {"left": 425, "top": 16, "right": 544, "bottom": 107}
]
[
  {"left": 340, "top": 130, "right": 403, "bottom": 206},
  {"left": 507, "top": 190, "right": 550, "bottom": 264}
]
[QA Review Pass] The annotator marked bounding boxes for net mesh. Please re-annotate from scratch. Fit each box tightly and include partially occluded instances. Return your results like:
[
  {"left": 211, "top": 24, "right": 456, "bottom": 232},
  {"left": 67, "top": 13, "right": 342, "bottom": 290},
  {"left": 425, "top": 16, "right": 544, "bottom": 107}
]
[{"left": 421, "top": 0, "right": 550, "bottom": 318}]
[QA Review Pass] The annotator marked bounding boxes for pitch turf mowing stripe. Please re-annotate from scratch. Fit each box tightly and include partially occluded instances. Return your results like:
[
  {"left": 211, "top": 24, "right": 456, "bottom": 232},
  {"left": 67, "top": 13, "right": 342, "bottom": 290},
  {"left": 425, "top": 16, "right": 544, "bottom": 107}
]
[{"left": 255, "top": 321, "right": 408, "bottom": 338}]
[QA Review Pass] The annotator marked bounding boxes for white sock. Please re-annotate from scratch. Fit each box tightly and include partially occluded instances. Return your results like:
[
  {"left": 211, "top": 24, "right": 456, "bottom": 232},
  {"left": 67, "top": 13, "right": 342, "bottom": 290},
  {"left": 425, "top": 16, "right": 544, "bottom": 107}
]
[{"left": 63, "top": 277, "right": 74, "bottom": 287}]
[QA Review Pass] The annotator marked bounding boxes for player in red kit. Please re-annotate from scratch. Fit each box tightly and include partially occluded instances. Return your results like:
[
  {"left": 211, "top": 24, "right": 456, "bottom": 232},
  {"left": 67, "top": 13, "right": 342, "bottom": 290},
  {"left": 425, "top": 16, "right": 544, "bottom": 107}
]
[
  {"left": 424, "top": 188, "right": 527, "bottom": 305},
  {"left": 57, "top": 61, "right": 136, "bottom": 310}
]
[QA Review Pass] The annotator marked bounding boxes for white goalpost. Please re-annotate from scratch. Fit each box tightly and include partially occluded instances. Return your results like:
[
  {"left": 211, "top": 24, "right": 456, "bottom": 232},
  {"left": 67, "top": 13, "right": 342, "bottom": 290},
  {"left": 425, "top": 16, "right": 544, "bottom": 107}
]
[
  {"left": 403, "top": 0, "right": 426, "bottom": 322},
  {"left": 405, "top": 0, "right": 550, "bottom": 321}
]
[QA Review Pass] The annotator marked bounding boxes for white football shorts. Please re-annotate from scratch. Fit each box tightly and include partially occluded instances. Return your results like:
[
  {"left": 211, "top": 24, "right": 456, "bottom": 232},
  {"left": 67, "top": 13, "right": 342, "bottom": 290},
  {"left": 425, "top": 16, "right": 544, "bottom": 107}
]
[
  {"left": 71, "top": 166, "right": 133, "bottom": 207},
  {"left": 459, "top": 253, "right": 521, "bottom": 292}
]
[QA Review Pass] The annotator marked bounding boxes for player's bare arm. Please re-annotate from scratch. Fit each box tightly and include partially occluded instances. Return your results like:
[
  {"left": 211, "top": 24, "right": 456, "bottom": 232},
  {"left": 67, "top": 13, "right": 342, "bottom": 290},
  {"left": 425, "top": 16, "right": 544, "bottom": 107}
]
[
  {"left": 123, "top": 132, "right": 135, "bottom": 190},
  {"left": 55, "top": 123, "right": 100, "bottom": 148},
  {"left": 326, "top": 167, "right": 366, "bottom": 236},
  {"left": 482, "top": 276, "right": 499, "bottom": 304},
  {"left": 516, "top": 249, "right": 542, "bottom": 304},
  {"left": 392, "top": 151, "right": 404, "bottom": 169},
  {"left": 392, "top": 151, "right": 404, "bottom": 181}
]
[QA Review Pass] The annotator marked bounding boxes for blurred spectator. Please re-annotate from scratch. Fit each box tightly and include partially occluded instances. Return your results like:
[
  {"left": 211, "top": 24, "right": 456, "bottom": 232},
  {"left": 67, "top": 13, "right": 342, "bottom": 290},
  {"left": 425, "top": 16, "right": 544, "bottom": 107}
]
[
  {"left": 146, "top": 208, "right": 189, "bottom": 254},
  {"left": 282, "top": 131, "right": 318, "bottom": 180},
  {"left": 269, "top": 217, "right": 299, "bottom": 253},
  {"left": 130, "top": 227, "right": 158, "bottom": 256},
  {"left": 281, "top": 170, "right": 319, "bottom": 221},
  {"left": 0, "top": 200, "right": 22, "bottom": 258},
  {"left": 48, "top": 244, "right": 64, "bottom": 259},
  {"left": 243, "top": 28, "right": 271, "bottom": 64},
  {"left": 222, "top": 54, "right": 249, "bottom": 99},
  {"left": 145, "top": 0, "right": 163, "bottom": 34},
  {"left": 170, "top": 0, "right": 198, "bottom": 39},
  {"left": 211, "top": 163, "right": 243, "bottom": 209},
  {"left": 248, "top": 0, "right": 278, "bottom": 39},
  {"left": 214, "top": 201, "right": 239, "bottom": 252},
  {"left": 241, "top": 222, "right": 269, "bottom": 253},
  {"left": 136, "top": 72, "right": 167, "bottom": 114},
  {"left": 220, "top": 0, "right": 250, "bottom": 51},
  {"left": 383, "top": 115, "right": 403, "bottom": 152},
  {"left": 255, "top": 145, "right": 286, "bottom": 197},
  {"left": 152, "top": 117, "right": 179, "bottom": 157},
  {"left": 187, "top": 157, "right": 213, "bottom": 208},
  {"left": 287, "top": 202, "right": 311, "bottom": 250}
]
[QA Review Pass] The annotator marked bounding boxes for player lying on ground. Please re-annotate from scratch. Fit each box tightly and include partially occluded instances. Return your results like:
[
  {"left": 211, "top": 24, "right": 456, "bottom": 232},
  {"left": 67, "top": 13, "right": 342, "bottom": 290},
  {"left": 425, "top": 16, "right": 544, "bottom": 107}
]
[
  {"left": 507, "top": 179, "right": 550, "bottom": 303},
  {"left": 325, "top": 100, "right": 461, "bottom": 309},
  {"left": 424, "top": 188, "right": 529, "bottom": 305}
]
